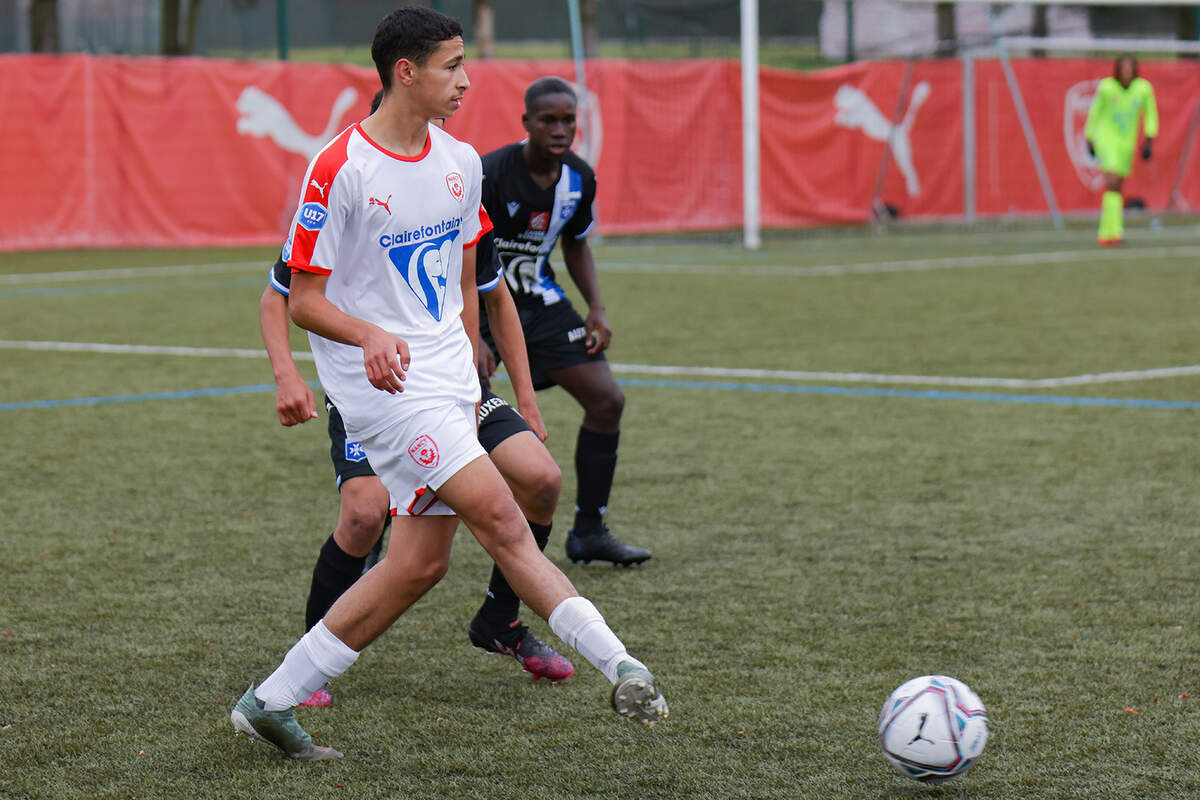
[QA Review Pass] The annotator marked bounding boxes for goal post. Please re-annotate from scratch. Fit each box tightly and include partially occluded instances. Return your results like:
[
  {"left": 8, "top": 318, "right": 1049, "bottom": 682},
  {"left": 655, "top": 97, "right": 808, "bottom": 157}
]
[{"left": 741, "top": 0, "right": 762, "bottom": 249}]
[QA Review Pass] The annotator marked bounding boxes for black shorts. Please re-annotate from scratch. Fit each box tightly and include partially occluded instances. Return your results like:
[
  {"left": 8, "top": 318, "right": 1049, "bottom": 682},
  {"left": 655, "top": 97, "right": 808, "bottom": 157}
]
[
  {"left": 480, "top": 297, "right": 605, "bottom": 390},
  {"left": 325, "top": 396, "right": 376, "bottom": 488},
  {"left": 324, "top": 386, "right": 530, "bottom": 486},
  {"left": 477, "top": 382, "right": 532, "bottom": 453}
]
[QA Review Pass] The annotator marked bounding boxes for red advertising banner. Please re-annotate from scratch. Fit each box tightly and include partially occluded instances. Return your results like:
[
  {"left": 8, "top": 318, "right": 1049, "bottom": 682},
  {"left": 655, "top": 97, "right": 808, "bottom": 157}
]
[
  {"left": 1, "top": 53, "right": 1197, "bottom": 251},
  {"left": 972, "top": 58, "right": 1200, "bottom": 217}
]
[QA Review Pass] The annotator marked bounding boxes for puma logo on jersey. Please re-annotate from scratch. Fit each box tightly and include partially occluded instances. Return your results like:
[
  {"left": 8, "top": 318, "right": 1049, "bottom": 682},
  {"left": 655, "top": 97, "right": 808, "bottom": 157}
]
[
  {"left": 310, "top": 179, "right": 330, "bottom": 200},
  {"left": 369, "top": 194, "right": 392, "bottom": 215}
]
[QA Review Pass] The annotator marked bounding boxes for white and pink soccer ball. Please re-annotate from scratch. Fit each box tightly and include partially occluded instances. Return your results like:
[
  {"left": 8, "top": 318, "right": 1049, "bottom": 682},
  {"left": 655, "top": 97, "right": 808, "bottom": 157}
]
[{"left": 878, "top": 675, "right": 988, "bottom": 784}]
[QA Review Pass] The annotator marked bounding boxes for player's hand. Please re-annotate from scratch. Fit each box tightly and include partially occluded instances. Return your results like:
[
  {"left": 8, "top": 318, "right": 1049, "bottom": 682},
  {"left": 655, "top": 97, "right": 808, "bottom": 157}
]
[
  {"left": 275, "top": 373, "right": 318, "bottom": 426},
  {"left": 476, "top": 345, "right": 496, "bottom": 382},
  {"left": 361, "top": 326, "right": 409, "bottom": 394},
  {"left": 1141, "top": 138, "right": 1153, "bottom": 161},
  {"left": 519, "top": 401, "right": 549, "bottom": 442},
  {"left": 1086, "top": 140, "right": 1095, "bottom": 158},
  {"left": 583, "top": 306, "right": 613, "bottom": 354}
]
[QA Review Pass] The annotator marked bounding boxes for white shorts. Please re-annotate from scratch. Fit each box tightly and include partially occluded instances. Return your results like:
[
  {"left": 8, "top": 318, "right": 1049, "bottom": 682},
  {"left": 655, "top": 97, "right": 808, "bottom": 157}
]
[{"left": 354, "top": 401, "right": 486, "bottom": 517}]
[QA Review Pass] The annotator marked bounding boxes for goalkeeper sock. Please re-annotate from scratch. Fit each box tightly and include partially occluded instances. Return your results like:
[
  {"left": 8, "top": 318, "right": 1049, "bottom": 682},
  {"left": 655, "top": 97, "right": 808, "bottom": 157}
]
[{"left": 1100, "top": 191, "right": 1123, "bottom": 241}]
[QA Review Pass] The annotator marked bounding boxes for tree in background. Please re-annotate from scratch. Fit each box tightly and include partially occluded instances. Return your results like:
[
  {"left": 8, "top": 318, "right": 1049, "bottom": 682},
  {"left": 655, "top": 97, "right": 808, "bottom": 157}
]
[
  {"left": 473, "top": 0, "right": 494, "bottom": 58},
  {"left": 935, "top": 1, "right": 955, "bottom": 57},
  {"left": 30, "top": 0, "right": 59, "bottom": 52},
  {"left": 162, "top": 0, "right": 201, "bottom": 55},
  {"left": 581, "top": 0, "right": 598, "bottom": 58}
]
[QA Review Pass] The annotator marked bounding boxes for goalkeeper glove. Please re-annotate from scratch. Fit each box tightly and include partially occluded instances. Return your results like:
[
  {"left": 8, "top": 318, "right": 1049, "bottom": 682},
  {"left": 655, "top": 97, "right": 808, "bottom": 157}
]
[
  {"left": 1141, "top": 138, "right": 1153, "bottom": 161},
  {"left": 1086, "top": 140, "right": 1095, "bottom": 158}
]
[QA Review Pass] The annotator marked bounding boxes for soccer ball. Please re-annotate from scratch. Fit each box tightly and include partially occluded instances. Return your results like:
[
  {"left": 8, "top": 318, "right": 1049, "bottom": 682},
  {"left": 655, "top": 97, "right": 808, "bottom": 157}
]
[{"left": 878, "top": 675, "right": 988, "bottom": 784}]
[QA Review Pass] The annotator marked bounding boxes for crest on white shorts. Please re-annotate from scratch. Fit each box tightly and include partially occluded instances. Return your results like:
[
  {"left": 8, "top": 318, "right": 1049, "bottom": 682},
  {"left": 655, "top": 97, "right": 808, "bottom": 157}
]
[{"left": 408, "top": 434, "right": 439, "bottom": 469}]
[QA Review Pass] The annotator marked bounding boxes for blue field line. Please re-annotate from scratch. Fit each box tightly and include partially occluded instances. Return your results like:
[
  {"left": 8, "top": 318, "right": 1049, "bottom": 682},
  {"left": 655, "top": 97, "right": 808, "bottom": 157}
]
[
  {"left": 2, "top": 376, "right": 1198, "bottom": 412},
  {"left": 613, "top": 377, "right": 1200, "bottom": 410},
  {"left": 0, "top": 383, "right": 284, "bottom": 410},
  {"left": 0, "top": 277, "right": 264, "bottom": 299}
]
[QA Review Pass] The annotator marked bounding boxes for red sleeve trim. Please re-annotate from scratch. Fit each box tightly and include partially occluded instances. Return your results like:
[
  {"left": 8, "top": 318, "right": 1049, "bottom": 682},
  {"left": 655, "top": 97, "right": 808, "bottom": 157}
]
[
  {"left": 464, "top": 206, "right": 494, "bottom": 249},
  {"left": 291, "top": 264, "right": 332, "bottom": 276},
  {"left": 288, "top": 127, "right": 354, "bottom": 271}
]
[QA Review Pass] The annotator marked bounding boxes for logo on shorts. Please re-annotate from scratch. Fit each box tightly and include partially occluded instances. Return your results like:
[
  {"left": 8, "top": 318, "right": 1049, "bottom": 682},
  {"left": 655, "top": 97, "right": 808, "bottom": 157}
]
[
  {"left": 528, "top": 211, "right": 550, "bottom": 232},
  {"left": 567, "top": 326, "right": 587, "bottom": 343},
  {"left": 408, "top": 434, "right": 439, "bottom": 468},
  {"left": 345, "top": 441, "right": 367, "bottom": 463},
  {"left": 445, "top": 172, "right": 465, "bottom": 202}
]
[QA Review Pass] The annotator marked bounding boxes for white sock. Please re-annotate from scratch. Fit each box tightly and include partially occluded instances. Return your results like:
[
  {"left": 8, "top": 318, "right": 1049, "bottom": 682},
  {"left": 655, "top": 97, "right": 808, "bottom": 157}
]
[
  {"left": 254, "top": 621, "right": 360, "bottom": 711},
  {"left": 548, "top": 596, "right": 646, "bottom": 684}
]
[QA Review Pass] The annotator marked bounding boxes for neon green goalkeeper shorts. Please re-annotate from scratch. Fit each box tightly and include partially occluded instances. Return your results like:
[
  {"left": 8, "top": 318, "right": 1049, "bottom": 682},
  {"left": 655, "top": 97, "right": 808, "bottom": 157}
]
[{"left": 1093, "top": 135, "right": 1135, "bottom": 177}]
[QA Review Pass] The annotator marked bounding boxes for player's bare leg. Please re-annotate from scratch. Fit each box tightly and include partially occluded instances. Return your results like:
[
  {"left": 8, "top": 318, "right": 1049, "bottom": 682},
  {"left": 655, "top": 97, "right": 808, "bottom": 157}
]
[
  {"left": 300, "top": 475, "right": 391, "bottom": 707},
  {"left": 438, "top": 455, "right": 666, "bottom": 723},
  {"left": 321, "top": 515, "right": 457, "bottom": 649},
  {"left": 490, "top": 431, "right": 561, "bottom": 526},
  {"left": 546, "top": 359, "right": 651, "bottom": 566},
  {"left": 233, "top": 517, "right": 458, "bottom": 758},
  {"left": 469, "top": 431, "right": 574, "bottom": 680}
]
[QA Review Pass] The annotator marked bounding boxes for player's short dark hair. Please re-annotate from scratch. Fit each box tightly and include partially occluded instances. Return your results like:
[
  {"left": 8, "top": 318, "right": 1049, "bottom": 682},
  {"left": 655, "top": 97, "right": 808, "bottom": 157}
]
[
  {"left": 372, "top": 7, "right": 463, "bottom": 91},
  {"left": 1113, "top": 53, "right": 1138, "bottom": 80},
  {"left": 370, "top": 89, "right": 383, "bottom": 114},
  {"left": 524, "top": 76, "right": 577, "bottom": 115}
]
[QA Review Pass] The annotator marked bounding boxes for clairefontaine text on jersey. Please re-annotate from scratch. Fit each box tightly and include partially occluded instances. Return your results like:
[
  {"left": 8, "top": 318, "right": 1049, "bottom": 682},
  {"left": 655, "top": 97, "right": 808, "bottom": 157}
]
[{"left": 377, "top": 215, "right": 463, "bottom": 248}]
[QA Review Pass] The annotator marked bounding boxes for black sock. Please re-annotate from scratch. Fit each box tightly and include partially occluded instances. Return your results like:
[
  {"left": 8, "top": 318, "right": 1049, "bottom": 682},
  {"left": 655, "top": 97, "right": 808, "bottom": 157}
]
[
  {"left": 477, "top": 521, "right": 551, "bottom": 631},
  {"left": 304, "top": 534, "right": 367, "bottom": 632},
  {"left": 574, "top": 427, "right": 619, "bottom": 533}
]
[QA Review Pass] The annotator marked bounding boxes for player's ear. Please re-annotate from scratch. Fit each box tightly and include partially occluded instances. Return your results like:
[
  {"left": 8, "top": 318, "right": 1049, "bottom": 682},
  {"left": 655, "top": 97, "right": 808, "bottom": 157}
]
[{"left": 394, "top": 57, "right": 417, "bottom": 87}]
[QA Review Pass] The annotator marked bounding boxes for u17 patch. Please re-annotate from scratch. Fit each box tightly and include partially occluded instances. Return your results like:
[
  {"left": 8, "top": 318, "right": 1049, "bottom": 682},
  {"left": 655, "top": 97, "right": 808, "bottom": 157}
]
[{"left": 299, "top": 202, "right": 328, "bottom": 232}]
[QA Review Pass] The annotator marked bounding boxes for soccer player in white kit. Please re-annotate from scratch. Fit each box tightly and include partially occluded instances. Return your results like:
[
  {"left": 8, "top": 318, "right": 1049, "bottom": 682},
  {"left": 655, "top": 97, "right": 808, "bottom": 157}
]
[{"left": 230, "top": 7, "right": 666, "bottom": 760}]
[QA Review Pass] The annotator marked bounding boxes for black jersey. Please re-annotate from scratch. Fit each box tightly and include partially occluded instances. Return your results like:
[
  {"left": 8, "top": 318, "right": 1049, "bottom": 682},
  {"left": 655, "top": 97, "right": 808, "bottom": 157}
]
[
  {"left": 480, "top": 143, "right": 597, "bottom": 306},
  {"left": 268, "top": 232, "right": 502, "bottom": 297}
]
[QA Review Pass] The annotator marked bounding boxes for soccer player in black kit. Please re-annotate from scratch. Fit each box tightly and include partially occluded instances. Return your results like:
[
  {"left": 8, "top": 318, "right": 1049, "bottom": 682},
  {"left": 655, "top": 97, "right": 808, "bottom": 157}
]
[{"left": 479, "top": 76, "right": 651, "bottom": 566}]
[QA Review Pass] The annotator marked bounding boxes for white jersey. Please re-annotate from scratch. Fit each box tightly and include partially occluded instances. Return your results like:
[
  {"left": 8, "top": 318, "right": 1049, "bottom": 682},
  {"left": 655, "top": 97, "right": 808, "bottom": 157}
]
[{"left": 285, "top": 122, "right": 489, "bottom": 438}]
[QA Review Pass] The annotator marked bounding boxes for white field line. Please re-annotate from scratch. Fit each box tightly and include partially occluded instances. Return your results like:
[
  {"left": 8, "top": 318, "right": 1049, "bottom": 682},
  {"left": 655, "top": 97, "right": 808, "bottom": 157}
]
[
  {"left": 596, "top": 244, "right": 1200, "bottom": 277},
  {"left": 3, "top": 339, "right": 1199, "bottom": 389},
  {"left": 3, "top": 243, "right": 1197, "bottom": 285},
  {"left": 0, "top": 261, "right": 266, "bottom": 284}
]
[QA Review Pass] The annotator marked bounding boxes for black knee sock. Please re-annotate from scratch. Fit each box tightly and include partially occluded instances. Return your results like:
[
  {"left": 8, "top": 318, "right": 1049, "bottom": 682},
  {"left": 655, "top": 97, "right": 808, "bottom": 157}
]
[
  {"left": 304, "top": 534, "right": 367, "bottom": 632},
  {"left": 574, "top": 427, "right": 619, "bottom": 532},
  {"left": 477, "top": 521, "right": 552, "bottom": 630}
]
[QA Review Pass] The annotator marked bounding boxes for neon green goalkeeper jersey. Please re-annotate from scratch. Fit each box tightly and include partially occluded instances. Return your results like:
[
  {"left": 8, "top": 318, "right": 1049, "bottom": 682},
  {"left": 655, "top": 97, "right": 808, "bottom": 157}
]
[{"left": 1085, "top": 76, "right": 1158, "bottom": 145}]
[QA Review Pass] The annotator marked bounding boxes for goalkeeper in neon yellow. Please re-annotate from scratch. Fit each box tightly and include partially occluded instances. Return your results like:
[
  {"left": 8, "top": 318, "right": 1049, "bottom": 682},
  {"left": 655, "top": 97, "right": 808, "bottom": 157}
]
[{"left": 1085, "top": 54, "right": 1158, "bottom": 246}]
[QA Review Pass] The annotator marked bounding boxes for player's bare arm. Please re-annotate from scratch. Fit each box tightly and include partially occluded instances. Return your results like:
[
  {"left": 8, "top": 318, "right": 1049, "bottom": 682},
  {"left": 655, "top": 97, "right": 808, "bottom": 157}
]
[
  {"left": 289, "top": 271, "right": 410, "bottom": 394},
  {"left": 258, "top": 286, "right": 318, "bottom": 425},
  {"left": 562, "top": 235, "right": 611, "bottom": 354},
  {"left": 482, "top": 282, "right": 548, "bottom": 441},
  {"left": 461, "top": 244, "right": 481, "bottom": 368}
]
